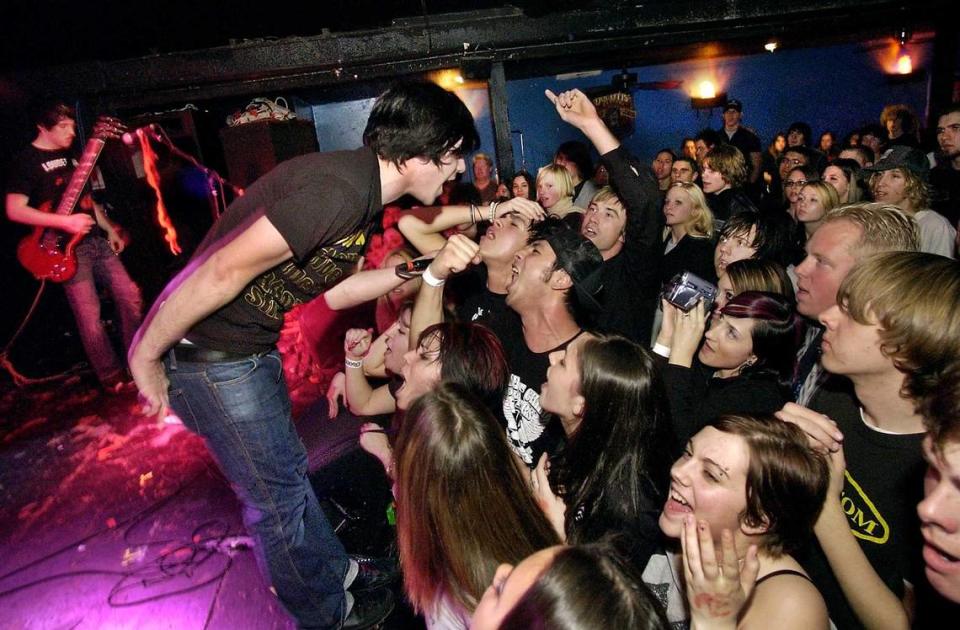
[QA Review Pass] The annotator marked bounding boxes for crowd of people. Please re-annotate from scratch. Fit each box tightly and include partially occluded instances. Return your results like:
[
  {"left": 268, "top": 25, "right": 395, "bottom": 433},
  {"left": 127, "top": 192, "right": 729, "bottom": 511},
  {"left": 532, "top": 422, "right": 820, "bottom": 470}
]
[
  {"left": 13, "top": 78, "right": 959, "bottom": 629},
  {"left": 319, "top": 87, "right": 960, "bottom": 628}
]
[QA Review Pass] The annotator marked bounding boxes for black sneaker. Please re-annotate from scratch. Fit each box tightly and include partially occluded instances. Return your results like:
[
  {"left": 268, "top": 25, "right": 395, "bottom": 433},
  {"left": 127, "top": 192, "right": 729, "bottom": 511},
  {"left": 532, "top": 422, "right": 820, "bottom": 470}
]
[
  {"left": 343, "top": 586, "right": 394, "bottom": 630},
  {"left": 348, "top": 554, "right": 399, "bottom": 592}
]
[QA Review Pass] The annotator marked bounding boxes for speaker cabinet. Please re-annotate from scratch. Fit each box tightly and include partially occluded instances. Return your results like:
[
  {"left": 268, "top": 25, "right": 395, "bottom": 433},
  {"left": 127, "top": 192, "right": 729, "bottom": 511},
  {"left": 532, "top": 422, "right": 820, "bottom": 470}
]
[{"left": 220, "top": 120, "right": 319, "bottom": 188}]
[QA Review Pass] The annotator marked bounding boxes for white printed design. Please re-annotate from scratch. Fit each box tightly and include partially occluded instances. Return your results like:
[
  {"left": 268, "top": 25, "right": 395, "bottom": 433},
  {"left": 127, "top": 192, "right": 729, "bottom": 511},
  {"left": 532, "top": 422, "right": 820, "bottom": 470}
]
[{"left": 502, "top": 373, "right": 545, "bottom": 465}]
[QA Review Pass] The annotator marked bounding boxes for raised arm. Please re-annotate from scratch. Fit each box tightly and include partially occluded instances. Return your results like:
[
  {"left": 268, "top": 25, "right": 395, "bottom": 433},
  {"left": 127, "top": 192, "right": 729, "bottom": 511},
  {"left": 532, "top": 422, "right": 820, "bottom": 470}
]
[
  {"left": 398, "top": 198, "right": 545, "bottom": 256},
  {"left": 409, "top": 234, "right": 481, "bottom": 348},
  {"left": 129, "top": 214, "right": 293, "bottom": 416},
  {"left": 776, "top": 404, "right": 911, "bottom": 630}
]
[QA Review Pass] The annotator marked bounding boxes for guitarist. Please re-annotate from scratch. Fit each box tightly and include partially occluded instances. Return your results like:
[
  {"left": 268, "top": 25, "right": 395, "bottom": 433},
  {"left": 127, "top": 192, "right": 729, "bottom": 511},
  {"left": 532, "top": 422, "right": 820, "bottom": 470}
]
[{"left": 5, "top": 101, "right": 142, "bottom": 391}]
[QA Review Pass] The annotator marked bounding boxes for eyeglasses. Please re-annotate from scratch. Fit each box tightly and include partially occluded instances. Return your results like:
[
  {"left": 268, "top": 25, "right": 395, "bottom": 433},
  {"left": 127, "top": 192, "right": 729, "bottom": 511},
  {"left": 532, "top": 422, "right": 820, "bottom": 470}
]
[
  {"left": 784, "top": 180, "right": 808, "bottom": 188},
  {"left": 779, "top": 157, "right": 803, "bottom": 166}
]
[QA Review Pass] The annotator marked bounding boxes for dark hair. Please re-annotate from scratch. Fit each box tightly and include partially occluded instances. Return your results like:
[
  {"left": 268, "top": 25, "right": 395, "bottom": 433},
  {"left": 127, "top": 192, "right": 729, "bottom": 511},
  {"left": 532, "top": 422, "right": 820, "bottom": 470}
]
[
  {"left": 720, "top": 212, "right": 797, "bottom": 269},
  {"left": 549, "top": 334, "right": 673, "bottom": 543},
  {"left": 417, "top": 322, "right": 509, "bottom": 414},
  {"left": 924, "top": 361, "right": 960, "bottom": 449},
  {"left": 786, "top": 164, "right": 821, "bottom": 185},
  {"left": 720, "top": 291, "right": 801, "bottom": 385},
  {"left": 396, "top": 383, "right": 559, "bottom": 614},
  {"left": 711, "top": 415, "right": 829, "bottom": 556},
  {"left": 499, "top": 541, "right": 669, "bottom": 630},
  {"left": 528, "top": 217, "right": 604, "bottom": 326},
  {"left": 783, "top": 145, "right": 827, "bottom": 175},
  {"left": 34, "top": 101, "right": 74, "bottom": 129},
  {"left": 555, "top": 140, "right": 594, "bottom": 181},
  {"left": 655, "top": 148, "right": 677, "bottom": 160},
  {"left": 510, "top": 170, "right": 537, "bottom": 200},
  {"left": 859, "top": 123, "right": 886, "bottom": 143},
  {"left": 363, "top": 81, "right": 479, "bottom": 167},
  {"left": 824, "top": 158, "right": 864, "bottom": 201},
  {"left": 695, "top": 128, "right": 724, "bottom": 149},
  {"left": 787, "top": 121, "right": 812, "bottom": 146},
  {"left": 843, "top": 144, "right": 875, "bottom": 165},
  {"left": 704, "top": 144, "right": 748, "bottom": 188},
  {"left": 672, "top": 156, "right": 698, "bottom": 174}
]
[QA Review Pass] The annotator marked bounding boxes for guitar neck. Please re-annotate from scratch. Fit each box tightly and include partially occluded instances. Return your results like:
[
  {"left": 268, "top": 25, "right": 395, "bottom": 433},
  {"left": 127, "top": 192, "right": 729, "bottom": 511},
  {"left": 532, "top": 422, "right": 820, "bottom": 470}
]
[{"left": 54, "top": 137, "right": 107, "bottom": 216}]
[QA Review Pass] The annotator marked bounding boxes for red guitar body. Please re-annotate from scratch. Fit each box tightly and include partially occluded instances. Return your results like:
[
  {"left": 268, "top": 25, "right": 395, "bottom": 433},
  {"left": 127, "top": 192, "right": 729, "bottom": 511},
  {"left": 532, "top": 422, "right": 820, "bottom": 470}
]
[
  {"left": 16, "top": 201, "right": 83, "bottom": 282},
  {"left": 15, "top": 117, "right": 124, "bottom": 283}
]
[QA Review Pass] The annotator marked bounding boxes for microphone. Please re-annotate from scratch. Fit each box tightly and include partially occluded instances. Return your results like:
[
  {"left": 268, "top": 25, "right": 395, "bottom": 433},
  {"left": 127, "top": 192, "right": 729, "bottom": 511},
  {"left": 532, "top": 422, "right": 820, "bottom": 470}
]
[{"left": 122, "top": 123, "right": 163, "bottom": 146}]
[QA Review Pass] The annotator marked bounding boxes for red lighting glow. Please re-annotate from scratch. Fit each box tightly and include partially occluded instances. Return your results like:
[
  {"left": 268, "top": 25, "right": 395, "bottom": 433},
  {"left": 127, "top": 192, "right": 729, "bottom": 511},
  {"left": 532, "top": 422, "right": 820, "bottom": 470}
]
[{"left": 136, "top": 131, "right": 182, "bottom": 255}]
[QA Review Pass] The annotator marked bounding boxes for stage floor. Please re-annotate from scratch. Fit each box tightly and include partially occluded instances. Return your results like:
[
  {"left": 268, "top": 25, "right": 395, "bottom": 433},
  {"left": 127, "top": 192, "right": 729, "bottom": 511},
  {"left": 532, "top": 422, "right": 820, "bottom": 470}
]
[{"left": 0, "top": 375, "right": 417, "bottom": 629}]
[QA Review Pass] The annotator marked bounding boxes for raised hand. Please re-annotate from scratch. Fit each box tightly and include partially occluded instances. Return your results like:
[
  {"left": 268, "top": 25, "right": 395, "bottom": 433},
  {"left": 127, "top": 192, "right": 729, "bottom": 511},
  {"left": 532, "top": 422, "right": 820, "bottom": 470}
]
[
  {"left": 669, "top": 299, "right": 708, "bottom": 368},
  {"left": 532, "top": 453, "right": 567, "bottom": 540},
  {"left": 545, "top": 88, "right": 599, "bottom": 130},
  {"left": 682, "top": 516, "right": 759, "bottom": 630},
  {"left": 344, "top": 328, "right": 373, "bottom": 360},
  {"left": 427, "top": 233, "right": 481, "bottom": 281},
  {"left": 775, "top": 402, "right": 844, "bottom": 454}
]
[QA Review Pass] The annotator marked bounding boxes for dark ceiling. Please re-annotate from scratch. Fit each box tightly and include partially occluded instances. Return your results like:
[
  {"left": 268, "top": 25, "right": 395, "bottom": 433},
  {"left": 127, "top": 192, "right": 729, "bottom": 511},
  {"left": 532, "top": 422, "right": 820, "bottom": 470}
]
[
  {"left": 3, "top": 1, "right": 581, "bottom": 71},
  {"left": 2, "top": 0, "right": 951, "bottom": 112}
]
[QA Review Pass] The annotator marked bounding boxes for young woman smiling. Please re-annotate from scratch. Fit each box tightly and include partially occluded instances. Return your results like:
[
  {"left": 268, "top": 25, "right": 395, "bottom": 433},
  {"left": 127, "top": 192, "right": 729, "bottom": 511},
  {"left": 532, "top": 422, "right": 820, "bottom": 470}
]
[
  {"left": 654, "top": 291, "right": 800, "bottom": 447},
  {"left": 645, "top": 414, "right": 830, "bottom": 629}
]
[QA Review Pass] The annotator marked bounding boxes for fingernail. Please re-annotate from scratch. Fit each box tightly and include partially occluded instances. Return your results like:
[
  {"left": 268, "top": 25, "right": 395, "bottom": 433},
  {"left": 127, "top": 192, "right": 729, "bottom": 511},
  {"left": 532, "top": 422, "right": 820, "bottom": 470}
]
[{"left": 698, "top": 521, "right": 707, "bottom": 531}]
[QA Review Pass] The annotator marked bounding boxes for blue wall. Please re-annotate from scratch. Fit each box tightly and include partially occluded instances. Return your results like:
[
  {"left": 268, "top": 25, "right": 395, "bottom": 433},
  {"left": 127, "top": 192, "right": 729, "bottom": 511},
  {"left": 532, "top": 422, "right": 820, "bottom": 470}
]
[
  {"left": 303, "top": 39, "right": 933, "bottom": 179},
  {"left": 506, "top": 40, "right": 932, "bottom": 171}
]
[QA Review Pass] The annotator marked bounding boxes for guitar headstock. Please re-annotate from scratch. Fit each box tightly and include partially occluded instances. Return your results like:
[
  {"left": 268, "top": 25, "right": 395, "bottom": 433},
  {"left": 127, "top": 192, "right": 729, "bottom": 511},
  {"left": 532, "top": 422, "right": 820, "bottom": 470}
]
[{"left": 92, "top": 116, "right": 127, "bottom": 140}]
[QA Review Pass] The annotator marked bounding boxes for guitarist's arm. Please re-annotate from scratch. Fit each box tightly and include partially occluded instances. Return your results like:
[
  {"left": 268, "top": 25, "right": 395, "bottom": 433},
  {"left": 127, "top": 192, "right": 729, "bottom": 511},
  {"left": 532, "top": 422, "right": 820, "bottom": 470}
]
[
  {"left": 93, "top": 202, "right": 129, "bottom": 254},
  {"left": 5, "top": 193, "right": 95, "bottom": 234}
]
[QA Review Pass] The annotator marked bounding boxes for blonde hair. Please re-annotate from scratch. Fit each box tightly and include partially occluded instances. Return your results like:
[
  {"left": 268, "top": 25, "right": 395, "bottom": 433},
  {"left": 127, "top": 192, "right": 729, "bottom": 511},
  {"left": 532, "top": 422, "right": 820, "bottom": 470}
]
[
  {"left": 664, "top": 182, "right": 714, "bottom": 239},
  {"left": 838, "top": 251, "right": 960, "bottom": 410},
  {"left": 799, "top": 181, "right": 840, "bottom": 219},
  {"left": 537, "top": 163, "right": 575, "bottom": 199},
  {"left": 821, "top": 202, "right": 920, "bottom": 260},
  {"left": 868, "top": 168, "right": 929, "bottom": 213}
]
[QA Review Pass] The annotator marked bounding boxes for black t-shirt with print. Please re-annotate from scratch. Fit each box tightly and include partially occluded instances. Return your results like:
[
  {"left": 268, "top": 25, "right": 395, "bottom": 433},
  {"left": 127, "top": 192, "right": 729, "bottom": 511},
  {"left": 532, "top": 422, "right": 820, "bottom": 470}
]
[
  {"left": 797, "top": 377, "right": 926, "bottom": 630},
  {"left": 485, "top": 311, "right": 568, "bottom": 468},
  {"left": 187, "top": 148, "right": 382, "bottom": 354},
  {"left": 452, "top": 266, "right": 510, "bottom": 325},
  {"left": 6, "top": 145, "right": 104, "bottom": 239}
]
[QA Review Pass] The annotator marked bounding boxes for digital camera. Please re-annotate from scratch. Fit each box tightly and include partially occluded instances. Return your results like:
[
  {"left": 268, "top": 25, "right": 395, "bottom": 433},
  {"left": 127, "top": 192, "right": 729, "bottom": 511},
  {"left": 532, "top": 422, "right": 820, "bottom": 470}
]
[{"left": 661, "top": 271, "right": 717, "bottom": 312}]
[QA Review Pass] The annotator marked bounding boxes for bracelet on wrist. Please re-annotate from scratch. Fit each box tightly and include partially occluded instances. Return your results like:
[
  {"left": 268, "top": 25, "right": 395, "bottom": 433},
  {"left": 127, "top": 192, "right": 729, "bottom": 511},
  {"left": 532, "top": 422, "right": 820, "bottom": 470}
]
[
  {"left": 488, "top": 201, "right": 497, "bottom": 223},
  {"left": 344, "top": 357, "right": 363, "bottom": 369},
  {"left": 422, "top": 266, "right": 446, "bottom": 287},
  {"left": 652, "top": 342, "right": 672, "bottom": 358},
  {"left": 469, "top": 204, "right": 478, "bottom": 225}
]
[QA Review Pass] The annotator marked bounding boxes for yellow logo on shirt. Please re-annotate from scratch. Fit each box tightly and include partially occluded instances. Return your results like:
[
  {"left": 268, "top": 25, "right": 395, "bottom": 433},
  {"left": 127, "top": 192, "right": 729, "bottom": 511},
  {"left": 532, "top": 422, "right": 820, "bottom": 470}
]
[{"left": 840, "top": 470, "right": 890, "bottom": 544}]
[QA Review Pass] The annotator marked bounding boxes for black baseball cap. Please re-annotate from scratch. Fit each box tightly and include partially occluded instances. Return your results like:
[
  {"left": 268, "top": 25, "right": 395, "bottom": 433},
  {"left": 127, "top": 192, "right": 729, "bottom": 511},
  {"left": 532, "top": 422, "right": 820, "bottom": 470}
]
[
  {"left": 724, "top": 99, "right": 743, "bottom": 112},
  {"left": 533, "top": 219, "right": 604, "bottom": 312}
]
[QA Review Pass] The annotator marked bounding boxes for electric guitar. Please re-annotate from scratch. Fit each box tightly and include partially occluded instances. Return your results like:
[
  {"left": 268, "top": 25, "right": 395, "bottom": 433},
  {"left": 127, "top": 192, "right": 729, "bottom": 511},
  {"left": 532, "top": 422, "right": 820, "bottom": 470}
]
[{"left": 16, "top": 117, "right": 126, "bottom": 282}]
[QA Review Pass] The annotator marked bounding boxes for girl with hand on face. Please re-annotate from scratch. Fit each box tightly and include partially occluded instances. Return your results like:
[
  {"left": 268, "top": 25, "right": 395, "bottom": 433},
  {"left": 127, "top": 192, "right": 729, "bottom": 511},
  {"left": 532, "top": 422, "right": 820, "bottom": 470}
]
[
  {"left": 654, "top": 291, "right": 800, "bottom": 448},
  {"left": 646, "top": 414, "right": 830, "bottom": 629},
  {"left": 532, "top": 333, "right": 673, "bottom": 571}
]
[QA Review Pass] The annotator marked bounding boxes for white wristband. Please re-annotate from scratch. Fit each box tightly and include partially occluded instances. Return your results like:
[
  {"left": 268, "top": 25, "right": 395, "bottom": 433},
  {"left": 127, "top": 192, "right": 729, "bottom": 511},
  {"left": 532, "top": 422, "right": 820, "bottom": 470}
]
[
  {"left": 344, "top": 357, "right": 363, "bottom": 369},
  {"left": 652, "top": 342, "right": 672, "bottom": 358},
  {"left": 422, "top": 266, "right": 446, "bottom": 287}
]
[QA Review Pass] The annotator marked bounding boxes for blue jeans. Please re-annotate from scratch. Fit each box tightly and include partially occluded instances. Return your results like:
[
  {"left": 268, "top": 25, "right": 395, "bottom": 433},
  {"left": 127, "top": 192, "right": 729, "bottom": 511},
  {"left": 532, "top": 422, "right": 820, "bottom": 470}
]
[
  {"left": 63, "top": 235, "right": 142, "bottom": 384},
  {"left": 166, "top": 349, "right": 349, "bottom": 628}
]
